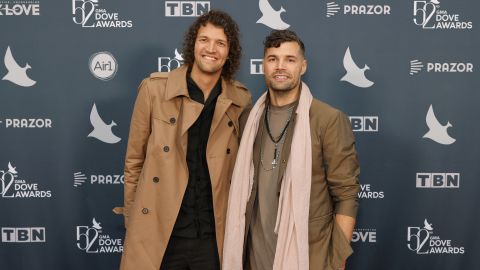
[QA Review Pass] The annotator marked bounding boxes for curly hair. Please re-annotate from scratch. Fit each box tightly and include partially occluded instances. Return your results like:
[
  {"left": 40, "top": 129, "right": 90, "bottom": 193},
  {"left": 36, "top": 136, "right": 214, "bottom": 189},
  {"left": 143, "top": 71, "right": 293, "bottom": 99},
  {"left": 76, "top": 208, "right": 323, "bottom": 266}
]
[
  {"left": 182, "top": 10, "right": 241, "bottom": 81},
  {"left": 264, "top": 30, "right": 305, "bottom": 56}
]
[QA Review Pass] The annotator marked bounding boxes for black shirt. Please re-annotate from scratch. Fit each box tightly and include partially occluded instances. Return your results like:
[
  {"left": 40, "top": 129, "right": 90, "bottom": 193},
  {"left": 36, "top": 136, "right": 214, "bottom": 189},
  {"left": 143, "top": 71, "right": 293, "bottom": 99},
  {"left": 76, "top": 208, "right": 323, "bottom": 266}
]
[{"left": 171, "top": 75, "right": 222, "bottom": 239}]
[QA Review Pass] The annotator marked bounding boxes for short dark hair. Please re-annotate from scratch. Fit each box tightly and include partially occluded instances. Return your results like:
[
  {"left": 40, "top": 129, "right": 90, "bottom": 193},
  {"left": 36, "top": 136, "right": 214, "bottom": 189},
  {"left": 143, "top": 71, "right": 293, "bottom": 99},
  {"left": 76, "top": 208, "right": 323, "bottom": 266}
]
[
  {"left": 263, "top": 30, "right": 305, "bottom": 56},
  {"left": 182, "top": 10, "right": 241, "bottom": 81}
]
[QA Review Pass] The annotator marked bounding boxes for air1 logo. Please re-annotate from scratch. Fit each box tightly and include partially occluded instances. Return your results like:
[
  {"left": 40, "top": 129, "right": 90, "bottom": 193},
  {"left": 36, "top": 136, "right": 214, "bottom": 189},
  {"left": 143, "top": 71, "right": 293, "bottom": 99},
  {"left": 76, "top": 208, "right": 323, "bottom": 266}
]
[
  {"left": 72, "top": 0, "right": 133, "bottom": 28},
  {"left": 0, "top": 1, "right": 40, "bottom": 16},
  {"left": 352, "top": 229, "right": 376, "bottom": 243},
  {"left": 250, "top": 59, "right": 263, "bottom": 75},
  {"left": 416, "top": 173, "right": 459, "bottom": 188},
  {"left": 349, "top": 116, "right": 378, "bottom": 132},
  {"left": 1, "top": 227, "right": 45, "bottom": 242},
  {"left": 407, "top": 219, "right": 464, "bottom": 254},
  {"left": 76, "top": 218, "right": 123, "bottom": 253},
  {"left": 89, "top": 52, "right": 117, "bottom": 81},
  {"left": 165, "top": 1, "right": 210, "bottom": 17},
  {"left": 0, "top": 162, "right": 52, "bottom": 198},
  {"left": 413, "top": 1, "right": 472, "bottom": 30}
]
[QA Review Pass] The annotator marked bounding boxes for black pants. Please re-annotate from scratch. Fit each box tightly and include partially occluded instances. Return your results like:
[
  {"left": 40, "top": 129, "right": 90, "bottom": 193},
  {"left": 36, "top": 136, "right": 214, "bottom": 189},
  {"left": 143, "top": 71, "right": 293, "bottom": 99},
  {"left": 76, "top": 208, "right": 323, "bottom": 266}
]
[{"left": 160, "top": 236, "right": 220, "bottom": 270}]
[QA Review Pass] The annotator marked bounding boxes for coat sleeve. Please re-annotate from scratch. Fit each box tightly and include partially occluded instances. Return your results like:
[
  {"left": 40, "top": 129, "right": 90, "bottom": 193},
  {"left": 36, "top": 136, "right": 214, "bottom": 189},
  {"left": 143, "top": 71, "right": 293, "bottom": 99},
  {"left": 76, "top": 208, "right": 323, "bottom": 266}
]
[
  {"left": 123, "top": 78, "right": 152, "bottom": 228},
  {"left": 322, "top": 110, "right": 360, "bottom": 218}
]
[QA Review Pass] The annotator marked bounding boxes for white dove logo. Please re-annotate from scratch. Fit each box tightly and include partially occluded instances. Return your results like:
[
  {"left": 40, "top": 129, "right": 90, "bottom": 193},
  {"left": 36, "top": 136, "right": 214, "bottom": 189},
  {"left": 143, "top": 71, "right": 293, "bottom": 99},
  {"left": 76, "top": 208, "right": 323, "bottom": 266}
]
[
  {"left": 423, "top": 104, "right": 455, "bottom": 145},
  {"left": 341, "top": 47, "right": 374, "bottom": 88},
  {"left": 92, "top": 218, "right": 102, "bottom": 230},
  {"left": 7, "top": 162, "right": 17, "bottom": 174},
  {"left": 430, "top": 0, "right": 440, "bottom": 5},
  {"left": 2, "top": 46, "right": 36, "bottom": 87},
  {"left": 257, "top": 0, "right": 290, "bottom": 30},
  {"left": 423, "top": 219, "right": 433, "bottom": 231},
  {"left": 88, "top": 103, "right": 121, "bottom": 144},
  {"left": 174, "top": 48, "right": 184, "bottom": 61}
]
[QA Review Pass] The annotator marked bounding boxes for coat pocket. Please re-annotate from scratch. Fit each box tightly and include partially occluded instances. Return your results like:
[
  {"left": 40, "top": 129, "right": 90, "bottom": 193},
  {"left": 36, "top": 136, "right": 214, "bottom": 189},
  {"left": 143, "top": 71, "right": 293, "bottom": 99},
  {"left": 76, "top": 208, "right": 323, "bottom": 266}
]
[{"left": 329, "top": 219, "right": 353, "bottom": 269}]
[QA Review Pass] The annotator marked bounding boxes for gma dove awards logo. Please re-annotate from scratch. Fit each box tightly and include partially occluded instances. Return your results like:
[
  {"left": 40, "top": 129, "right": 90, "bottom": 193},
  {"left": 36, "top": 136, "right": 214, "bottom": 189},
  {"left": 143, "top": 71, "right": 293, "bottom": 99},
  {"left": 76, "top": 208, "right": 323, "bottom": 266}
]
[
  {"left": 0, "top": 162, "right": 52, "bottom": 198},
  {"left": 413, "top": 0, "right": 472, "bottom": 30},
  {"left": 407, "top": 219, "right": 465, "bottom": 254},
  {"left": 76, "top": 218, "right": 123, "bottom": 253}
]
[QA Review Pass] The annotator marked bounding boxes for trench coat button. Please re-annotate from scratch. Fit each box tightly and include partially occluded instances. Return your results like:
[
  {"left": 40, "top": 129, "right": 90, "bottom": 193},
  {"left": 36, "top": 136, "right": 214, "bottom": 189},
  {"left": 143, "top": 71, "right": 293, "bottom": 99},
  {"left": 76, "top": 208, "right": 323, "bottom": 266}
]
[
  {"left": 226, "top": 148, "right": 231, "bottom": 154},
  {"left": 153, "top": 177, "right": 159, "bottom": 183},
  {"left": 169, "top": 117, "right": 176, "bottom": 124},
  {"left": 228, "top": 121, "right": 233, "bottom": 127},
  {"left": 163, "top": 146, "right": 170, "bottom": 152},
  {"left": 142, "top": 208, "right": 149, "bottom": 214}
]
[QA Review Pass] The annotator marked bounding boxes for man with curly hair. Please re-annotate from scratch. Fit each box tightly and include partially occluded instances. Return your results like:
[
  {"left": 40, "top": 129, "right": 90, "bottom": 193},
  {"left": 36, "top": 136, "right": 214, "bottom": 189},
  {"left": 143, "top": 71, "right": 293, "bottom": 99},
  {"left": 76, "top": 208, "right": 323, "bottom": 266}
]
[{"left": 117, "top": 10, "right": 251, "bottom": 270}]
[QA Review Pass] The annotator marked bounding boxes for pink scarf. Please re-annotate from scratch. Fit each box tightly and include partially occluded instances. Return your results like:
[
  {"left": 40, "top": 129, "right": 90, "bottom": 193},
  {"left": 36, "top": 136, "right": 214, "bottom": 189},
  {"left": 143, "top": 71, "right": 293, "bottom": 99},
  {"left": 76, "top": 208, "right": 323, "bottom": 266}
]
[{"left": 223, "top": 82, "right": 313, "bottom": 270}]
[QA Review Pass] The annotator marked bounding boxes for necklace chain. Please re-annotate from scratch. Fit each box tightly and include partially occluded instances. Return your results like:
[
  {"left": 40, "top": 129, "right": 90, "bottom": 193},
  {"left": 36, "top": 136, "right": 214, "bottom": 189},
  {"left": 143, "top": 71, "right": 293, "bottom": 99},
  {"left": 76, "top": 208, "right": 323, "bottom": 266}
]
[{"left": 260, "top": 104, "right": 294, "bottom": 171}]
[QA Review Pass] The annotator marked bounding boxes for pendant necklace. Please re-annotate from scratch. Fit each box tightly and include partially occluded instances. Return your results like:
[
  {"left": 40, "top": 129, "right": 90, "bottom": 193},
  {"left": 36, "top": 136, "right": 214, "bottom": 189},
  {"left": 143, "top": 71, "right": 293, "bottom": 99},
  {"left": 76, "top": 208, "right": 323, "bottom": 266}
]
[{"left": 260, "top": 104, "right": 294, "bottom": 171}]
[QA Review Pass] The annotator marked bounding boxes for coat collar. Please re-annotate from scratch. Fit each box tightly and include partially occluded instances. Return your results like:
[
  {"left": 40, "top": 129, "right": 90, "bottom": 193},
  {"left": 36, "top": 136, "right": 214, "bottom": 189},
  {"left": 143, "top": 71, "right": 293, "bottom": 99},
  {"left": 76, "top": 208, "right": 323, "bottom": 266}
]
[{"left": 165, "top": 65, "right": 244, "bottom": 106}]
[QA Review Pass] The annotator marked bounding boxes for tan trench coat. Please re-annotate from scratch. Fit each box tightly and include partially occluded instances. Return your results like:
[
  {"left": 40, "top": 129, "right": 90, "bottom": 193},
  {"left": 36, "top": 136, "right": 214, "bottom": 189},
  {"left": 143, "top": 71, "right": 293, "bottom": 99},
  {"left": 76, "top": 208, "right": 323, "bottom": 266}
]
[
  {"left": 243, "top": 97, "right": 360, "bottom": 270},
  {"left": 117, "top": 65, "right": 251, "bottom": 270}
]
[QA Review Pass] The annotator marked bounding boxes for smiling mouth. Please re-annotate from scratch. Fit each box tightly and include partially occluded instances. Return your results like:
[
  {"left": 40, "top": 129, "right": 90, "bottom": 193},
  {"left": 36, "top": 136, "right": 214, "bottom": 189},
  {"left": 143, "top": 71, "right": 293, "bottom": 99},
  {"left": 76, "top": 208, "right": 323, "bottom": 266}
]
[
  {"left": 202, "top": 55, "right": 218, "bottom": 61},
  {"left": 273, "top": 74, "right": 289, "bottom": 81}
]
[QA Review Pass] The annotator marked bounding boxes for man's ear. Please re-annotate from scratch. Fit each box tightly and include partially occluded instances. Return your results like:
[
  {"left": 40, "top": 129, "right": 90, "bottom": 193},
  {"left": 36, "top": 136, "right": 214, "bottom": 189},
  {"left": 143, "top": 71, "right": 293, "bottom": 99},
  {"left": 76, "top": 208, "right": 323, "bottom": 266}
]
[{"left": 301, "top": 59, "right": 307, "bottom": 75}]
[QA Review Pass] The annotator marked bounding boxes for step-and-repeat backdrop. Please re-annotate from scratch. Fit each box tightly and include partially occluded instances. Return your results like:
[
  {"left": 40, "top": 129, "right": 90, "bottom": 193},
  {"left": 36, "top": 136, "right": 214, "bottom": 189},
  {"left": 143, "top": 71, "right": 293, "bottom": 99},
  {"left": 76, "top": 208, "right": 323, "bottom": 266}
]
[{"left": 1, "top": 0, "right": 478, "bottom": 269}]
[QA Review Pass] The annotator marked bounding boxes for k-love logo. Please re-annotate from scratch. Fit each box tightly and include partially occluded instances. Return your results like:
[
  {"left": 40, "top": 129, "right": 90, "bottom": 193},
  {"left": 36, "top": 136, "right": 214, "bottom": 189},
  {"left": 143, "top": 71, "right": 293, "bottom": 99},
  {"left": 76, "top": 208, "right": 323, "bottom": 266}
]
[
  {"left": 158, "top": 49, "right": 184, "bottom": 72},
  {"left": 76, "top": 218, "right": 123, "bottom": 253},
  {"left": 165, "top": 1, "right": 210, "bottom": 17},
  {"left": 0, "top": 162, "right": 52, "bottom": 199},
  {"left": 423, "top": 104, "right": 455, "bottom": 145},
  {"left": 352, "top": 228, "right": 376, "bottom": 243},
  {"left": 410, "top": 59, "right": 473, "bottom": 75},
  {"left": 2, "top": 46, "right": 36, "bottom": 87},
  {"left": 407, "top": 219, "right": 465, "bottom": 254},
  {"left": 256, "top": 0, "right": 289, "bottom": 30},
  {"left": 413, "top": 0, "right": 473, "bottom": 30},
  {"left": 73, "top": 171, "right": 124, "bottom": 187},
  {"left": 341, "top": 47, "right": 374, "bottom": 88},
  {"left": 326, "top": 1, "right": 391, "bottom": 18},
  {"left": 0, "top": 0, "right": 40, "bottom": 16},
  {"left": 358, "top": 184, "right": 384, "bottom": 199},
  {"left": 88, "top": 103, "right": 121, "bottom": 144},
  {"left": 72, "top": 0, "right": 133, "bottom": 28}
]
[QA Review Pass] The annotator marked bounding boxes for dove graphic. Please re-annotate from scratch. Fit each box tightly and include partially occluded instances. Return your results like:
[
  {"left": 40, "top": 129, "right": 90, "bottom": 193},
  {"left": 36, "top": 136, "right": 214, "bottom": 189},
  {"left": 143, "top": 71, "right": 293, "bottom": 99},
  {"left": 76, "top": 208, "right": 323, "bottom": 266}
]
[
  {"left": 423, "top": 104, "right": 455, "bottom": 145},
  {"left": 174, "top": 48, "right": 184, "bottom": 61},
  {"left": 430, "top": 0, "right": 440, "bottom": 5},
  {"left": 7, "top": 162, "right": 17, "bottom": 174},
  {"left": 2, "top": 46, "right": 36, "bottom": 87},
  {"left": 340, "top": 47, "right": 374, "bottom": 88},
  {"left": 88, "top": 103, "right": 121, "bottom": 144},
  {"left": 92, "top": 218, "right": 102, "bottom": 230},
  {"left": 257, "top": 0, "right": 290, "bottom": 30},
  {"left": 423, "top": 219, "right": 433, "bottom": 231}
]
